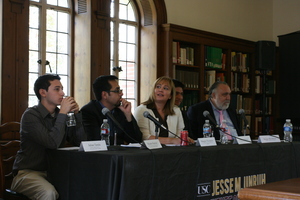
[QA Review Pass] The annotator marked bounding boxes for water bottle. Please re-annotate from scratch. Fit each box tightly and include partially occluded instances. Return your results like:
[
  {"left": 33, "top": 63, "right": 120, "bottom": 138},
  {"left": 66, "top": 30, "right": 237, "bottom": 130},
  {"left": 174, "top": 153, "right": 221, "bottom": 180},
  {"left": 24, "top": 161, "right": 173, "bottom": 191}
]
[
  {"left": 220, "top": 119, "right": 229, "bottom": 144},
  {"left": 101, "top": 119, "right": 110, "bottom": 146},
  {"left": 203, "top": 120, "right": 213, "bottom": 138},
  {"left": 283, "top": 119, "right": 293, "bottom": 142}
]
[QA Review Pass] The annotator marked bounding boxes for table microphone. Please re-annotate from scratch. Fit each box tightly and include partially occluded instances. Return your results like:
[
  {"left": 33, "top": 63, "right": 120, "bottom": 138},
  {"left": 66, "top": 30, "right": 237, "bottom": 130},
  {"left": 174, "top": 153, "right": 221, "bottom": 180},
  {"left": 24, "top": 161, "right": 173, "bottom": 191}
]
[
  {"left": 203, "top": 110, "right": 219, "bottom": 128},
  {"left": 102, "top": 108, "right": 124, "bottom": 131},
  {"left": 143, "top": 111, "right": 167, "bottom": 130},
  {"left": 143, "top": 111, "right": 191, "bottom": 145},
  {"left": 239, "top": 109, "right": 250, "bottom": 130}
]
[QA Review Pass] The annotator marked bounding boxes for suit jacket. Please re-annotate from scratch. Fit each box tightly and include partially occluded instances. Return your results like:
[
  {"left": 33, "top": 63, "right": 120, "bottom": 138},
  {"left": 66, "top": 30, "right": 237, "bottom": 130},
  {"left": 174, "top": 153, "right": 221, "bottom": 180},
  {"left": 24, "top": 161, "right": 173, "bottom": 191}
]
[
  {"left": 81, "top": 100, "right": 142, "bottom": 144},
  {"left": 187, "top": 100, "right": 242, "bottom": 140}
]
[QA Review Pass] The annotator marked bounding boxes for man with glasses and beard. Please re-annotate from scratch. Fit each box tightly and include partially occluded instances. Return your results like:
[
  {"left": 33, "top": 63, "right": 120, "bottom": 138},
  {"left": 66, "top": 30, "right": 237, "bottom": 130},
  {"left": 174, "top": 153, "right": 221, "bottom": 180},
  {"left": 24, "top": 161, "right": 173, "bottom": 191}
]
[
  {"left": 187, "top": 81, "right": 242, "bottom": 141},
  {"left": 81, "top": 75, "right": 142, "bottom": 145}
]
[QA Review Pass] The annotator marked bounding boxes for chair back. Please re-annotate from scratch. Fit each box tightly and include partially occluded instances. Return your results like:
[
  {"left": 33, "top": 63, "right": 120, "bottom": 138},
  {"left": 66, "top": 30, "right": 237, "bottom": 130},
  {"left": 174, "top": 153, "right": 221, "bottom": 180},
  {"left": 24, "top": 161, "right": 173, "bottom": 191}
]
[
  {"left": 0, "top": 122, "right": 21, "bottom": 142},
  {"left": 0, "top": 122, "right": 20, "bottom": 198}
]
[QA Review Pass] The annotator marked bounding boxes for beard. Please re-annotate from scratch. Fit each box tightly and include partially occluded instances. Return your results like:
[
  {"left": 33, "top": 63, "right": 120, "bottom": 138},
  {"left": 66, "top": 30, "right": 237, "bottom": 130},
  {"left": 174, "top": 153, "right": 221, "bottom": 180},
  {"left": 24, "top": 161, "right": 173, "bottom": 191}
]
[{"left": 216, "top": 101, "right": 230, "bottom": 110}]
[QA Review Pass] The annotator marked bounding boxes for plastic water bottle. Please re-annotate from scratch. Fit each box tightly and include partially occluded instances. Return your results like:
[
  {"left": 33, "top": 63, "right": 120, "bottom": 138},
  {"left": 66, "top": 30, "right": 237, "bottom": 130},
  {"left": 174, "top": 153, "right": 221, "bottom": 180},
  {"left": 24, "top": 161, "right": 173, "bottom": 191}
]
[
  {"left": 283, "top": 119, "right": 293, "bottom": 142},
  {"left": 220, "top": 119, "right": 229, "bottom": 144},
  {"left": 203, "top": 120, "right": 213, "bottom": 137},
  {"left": 101, "top": 119, "right": 110, "bottom": 146}
]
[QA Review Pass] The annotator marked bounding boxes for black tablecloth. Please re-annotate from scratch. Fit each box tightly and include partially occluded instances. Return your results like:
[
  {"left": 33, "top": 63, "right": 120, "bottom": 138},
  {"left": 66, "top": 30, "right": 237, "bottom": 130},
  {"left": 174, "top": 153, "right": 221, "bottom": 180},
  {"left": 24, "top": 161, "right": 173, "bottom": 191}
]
[{"left": 47, "top": 142, "right": 300, "bottom": 200}]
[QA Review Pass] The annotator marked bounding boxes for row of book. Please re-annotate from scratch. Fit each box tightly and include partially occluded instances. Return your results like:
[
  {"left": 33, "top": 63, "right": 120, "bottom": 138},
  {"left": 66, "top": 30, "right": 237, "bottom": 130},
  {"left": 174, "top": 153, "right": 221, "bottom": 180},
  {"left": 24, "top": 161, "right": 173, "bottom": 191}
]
[
  {"left": 255, "top": 96, "right": 272, "bottom": 115},
  {"left": 205, "top": 46, "right": 226, "bottom": 69},
  {"left": 230, "top": 72, "right": 250, "bottom": 93},
  {"left": 255, "top": 76, "right": 276, "bottom": 94},
  {"left": 175, "top": 69, "right": 199, "bottom": 89},
  {"left": 178, "top": 91, "right": 199, "bottom": 111},
  {"left": 231, "top": 94, "right": 253, "bottom": 114},
  {"left": 254, "top": 116, "right": 274, "bottom": 135},
  {"left": 231, "top": 52, "right": 249, "bottom": 72},
  {"left": 172, "top": 41, "right": 194, "bottom": 65},
  {"left": 204, "top": 71, "right": 226, "bottom": 91}
]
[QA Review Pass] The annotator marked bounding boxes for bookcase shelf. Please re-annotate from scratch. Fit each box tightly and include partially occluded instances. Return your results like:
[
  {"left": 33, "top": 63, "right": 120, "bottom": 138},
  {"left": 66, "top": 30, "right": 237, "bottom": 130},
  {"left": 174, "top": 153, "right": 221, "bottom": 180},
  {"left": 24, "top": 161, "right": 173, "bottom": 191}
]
[{"left": 157, "top": 23, "right": 278, "bottom": 139}]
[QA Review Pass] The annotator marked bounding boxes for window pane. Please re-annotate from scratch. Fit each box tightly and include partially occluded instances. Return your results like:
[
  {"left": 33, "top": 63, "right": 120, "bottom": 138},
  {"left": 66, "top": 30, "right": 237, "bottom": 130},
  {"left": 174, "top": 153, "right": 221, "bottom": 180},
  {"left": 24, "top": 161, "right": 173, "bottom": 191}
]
[
  {"left": 29, "top": 6, "right": 39, "bottom": 28},
  {"left": 47, "top": 10, "right": 57, "bottom": 31},
  {"left": 110, "top": 1, "right": 115, "bottom": 18},
  {"left": 127, "top": 44, "right": 135, "bottom": 61},
  {"left": 29, "top": 73, "right": 39, "bottom": 95},
  {"left": 29, "top": 95, "right": 39, "bottom": 107},
  {"left": 119, "top": 61, "right": 135, "bottom": 80},
  {"left": 47, "top": 0, "right": 57, "bottom": 6},
  {"left": 119, "top": 24, "right": 127, "bottom": 42},
  {"left": 110, "top": 21, "right": 114, "bottom": 40},
  {"left": 110, "top": 41, "right": 114, "bottom": 60},
  {"left": 57, "top": 54, "right": 68, "bottom": 74},
  {"left": 119, "top": 42, "right": 126, "bottom": 61},
  {"left": 127, "top": 25, "right": 136, "bottom": 43},
  {"left": 58, "top": 12, "right": 69, "bottom": 32},
  {"left": 127, "top": 2, "right": 136, "bottom": 21},
  {"left": 29, "top": 51, "right": 39, "bottom": 72},
  {"left": 58, "top": 0, "right": 68, "bottom": 8},
  {"left": 46, "top": 31, "right": 57, "bottom": 52},
  {"left": 60, "top": 75, "right": 69, "bottom": 96},
  {"left": 119, "top": 79, "right": 135, "bottom": 99},
  {"left": 29, "top": 29, "right": 39, "bottom": 51},
  {"left": 57, "top": 33, "right": 68, "bottom": 53},
  {"left": 119, "top": 4, "right": 127, "bottom": 20}
]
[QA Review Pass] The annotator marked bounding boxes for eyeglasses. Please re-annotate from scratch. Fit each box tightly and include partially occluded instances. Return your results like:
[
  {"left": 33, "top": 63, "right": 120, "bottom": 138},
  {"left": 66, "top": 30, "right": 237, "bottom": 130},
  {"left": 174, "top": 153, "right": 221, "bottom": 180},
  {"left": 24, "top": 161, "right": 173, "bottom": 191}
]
[{"left": 108, "top": 89, "right": 123, "bottom": 94}]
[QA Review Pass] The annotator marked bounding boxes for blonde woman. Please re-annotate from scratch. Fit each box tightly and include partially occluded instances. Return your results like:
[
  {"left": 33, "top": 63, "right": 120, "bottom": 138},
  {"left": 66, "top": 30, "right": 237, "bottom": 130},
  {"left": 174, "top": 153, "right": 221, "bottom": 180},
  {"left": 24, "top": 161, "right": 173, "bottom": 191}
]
[{"left": 134, "top": 76, "right": 193, "bottom": 145}]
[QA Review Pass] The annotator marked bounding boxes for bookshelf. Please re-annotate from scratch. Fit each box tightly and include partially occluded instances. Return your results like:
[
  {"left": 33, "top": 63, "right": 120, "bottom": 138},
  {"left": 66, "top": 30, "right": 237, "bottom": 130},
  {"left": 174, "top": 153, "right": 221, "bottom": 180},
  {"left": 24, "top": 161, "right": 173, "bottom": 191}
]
[{"left": 158, "top": 23, "right": 278, "bottom": 139}]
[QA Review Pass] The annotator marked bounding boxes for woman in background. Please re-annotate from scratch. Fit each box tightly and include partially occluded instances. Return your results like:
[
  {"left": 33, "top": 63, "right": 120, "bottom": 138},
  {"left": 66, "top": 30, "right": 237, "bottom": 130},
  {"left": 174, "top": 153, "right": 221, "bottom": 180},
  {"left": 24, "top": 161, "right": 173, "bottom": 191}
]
[{"left": 134, "top": 76, "right": 193, "bottom": 145}]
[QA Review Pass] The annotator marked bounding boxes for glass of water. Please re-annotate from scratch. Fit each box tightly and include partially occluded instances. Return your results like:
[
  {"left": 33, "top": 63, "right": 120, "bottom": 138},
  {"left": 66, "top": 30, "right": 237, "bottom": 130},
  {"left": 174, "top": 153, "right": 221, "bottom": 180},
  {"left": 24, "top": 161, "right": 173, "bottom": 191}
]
[{"left": 66, "top": 112, "right": 76, "bottom": 127}]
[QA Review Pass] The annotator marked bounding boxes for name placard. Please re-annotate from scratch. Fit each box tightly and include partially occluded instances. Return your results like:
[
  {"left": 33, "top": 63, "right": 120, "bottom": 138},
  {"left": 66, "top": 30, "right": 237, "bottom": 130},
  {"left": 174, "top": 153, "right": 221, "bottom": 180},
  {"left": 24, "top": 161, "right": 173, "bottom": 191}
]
[
  {"left": 196, "top": 137, "right": 217, "bottom": 147},
  {"left": 236, "top": 136, "right": 252, "bottom": 145},
  {"left": 258, "top": 135, "right": 281, "bottom": 143},
  {"left": 79, "top": 141, "right": 108, "bottom": 152},
  {"left": 143, "top": 139, "right": 162, "bottom": 149}
]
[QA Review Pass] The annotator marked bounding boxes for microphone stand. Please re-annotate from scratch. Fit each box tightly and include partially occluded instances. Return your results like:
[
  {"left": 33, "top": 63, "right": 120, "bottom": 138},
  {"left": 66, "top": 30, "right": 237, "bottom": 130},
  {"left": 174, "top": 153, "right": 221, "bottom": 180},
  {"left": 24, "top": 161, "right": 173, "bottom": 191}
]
[{"left": 155, "top": 125, "right": 159, "bottom": 139}]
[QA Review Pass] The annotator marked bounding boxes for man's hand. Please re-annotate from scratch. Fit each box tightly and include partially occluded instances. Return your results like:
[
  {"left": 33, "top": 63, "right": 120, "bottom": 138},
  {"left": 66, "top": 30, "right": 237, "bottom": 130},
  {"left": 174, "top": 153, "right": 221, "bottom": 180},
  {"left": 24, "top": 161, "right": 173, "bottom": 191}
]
[
  {"left": 60, "top": 97, "right": 79, "bottom": 114},
  {"left": 118, "top": 98, "right": 132, "bottom": 122}
]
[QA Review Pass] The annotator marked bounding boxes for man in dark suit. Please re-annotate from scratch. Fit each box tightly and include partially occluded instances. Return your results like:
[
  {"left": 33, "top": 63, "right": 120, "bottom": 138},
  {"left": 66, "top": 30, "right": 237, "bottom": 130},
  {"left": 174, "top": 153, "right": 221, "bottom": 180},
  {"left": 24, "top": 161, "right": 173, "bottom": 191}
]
[
  {"left": 172, "top": 79, "right": 190, "bottom": 133},
  {"left": 81, "top": 75, "right": 142, "bottom": 145},
  {"left": 187, "top": 81, "right": 242, "bottom": 140}
]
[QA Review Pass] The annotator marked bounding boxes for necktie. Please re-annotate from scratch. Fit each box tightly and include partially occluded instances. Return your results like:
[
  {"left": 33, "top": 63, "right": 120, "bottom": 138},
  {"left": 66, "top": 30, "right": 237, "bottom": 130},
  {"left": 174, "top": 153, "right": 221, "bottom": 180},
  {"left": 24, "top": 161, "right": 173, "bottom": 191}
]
[{"left": 219, "top": 110, "right": 232, "bottom": 140}]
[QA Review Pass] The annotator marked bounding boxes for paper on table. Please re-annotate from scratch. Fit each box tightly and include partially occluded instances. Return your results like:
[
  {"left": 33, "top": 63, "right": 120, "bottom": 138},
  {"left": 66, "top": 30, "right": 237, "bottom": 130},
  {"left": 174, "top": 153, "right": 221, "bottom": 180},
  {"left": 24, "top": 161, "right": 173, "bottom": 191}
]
[
  {"left": 57, "top": 147, "right": 80, "bottom": 151},
  {"left": 121, "top": 143, "right": 142, "bottom": 148}
]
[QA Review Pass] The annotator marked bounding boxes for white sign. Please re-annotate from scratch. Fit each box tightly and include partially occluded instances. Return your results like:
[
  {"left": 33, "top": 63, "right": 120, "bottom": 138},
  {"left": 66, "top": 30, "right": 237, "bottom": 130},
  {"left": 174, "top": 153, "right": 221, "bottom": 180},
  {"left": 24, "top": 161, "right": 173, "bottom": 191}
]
[
  {"left": 236, "top": 136, "right": 252, "bottom": 145},
  {"left": 143, "top": 139, "right": 163, "bottom": 149},
  {"left": 79, "top": 141, "right": 108, "bottom": 152},
  {"left": 196, "top": 137, "right": 217, "bottom": 147},
  {"left": 258, "top": 135, "right": 281, "bottom": 143}
]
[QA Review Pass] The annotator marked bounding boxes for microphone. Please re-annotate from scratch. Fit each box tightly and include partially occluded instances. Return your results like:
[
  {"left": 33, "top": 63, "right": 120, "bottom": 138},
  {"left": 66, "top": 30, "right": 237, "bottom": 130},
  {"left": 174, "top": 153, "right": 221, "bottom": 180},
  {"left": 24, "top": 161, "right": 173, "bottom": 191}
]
[
  {"left": 239, "top": 109, "right": 250, "bottom": 130},
  {"left": 203, "top": 110, "right": 219, "bottom": 128},
  {"left": 143, "top": 111, "right": 192, "bottom": 145},
  {"left": 143, "top": 111, "right": 167, "bottom": 130},
  {"left": 102, "top": 108, "right": 124, "bottom": 131}
]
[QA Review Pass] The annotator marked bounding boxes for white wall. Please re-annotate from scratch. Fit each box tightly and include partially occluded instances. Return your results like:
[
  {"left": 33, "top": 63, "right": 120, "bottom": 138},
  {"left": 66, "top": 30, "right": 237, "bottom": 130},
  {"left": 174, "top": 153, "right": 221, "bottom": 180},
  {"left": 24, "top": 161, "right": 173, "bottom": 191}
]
[
  {"left": 164, "top": 0, "right": 300, "bottom": 45},
  {"left": 273, "top": 0, "right": 300, "bottom": 43}
]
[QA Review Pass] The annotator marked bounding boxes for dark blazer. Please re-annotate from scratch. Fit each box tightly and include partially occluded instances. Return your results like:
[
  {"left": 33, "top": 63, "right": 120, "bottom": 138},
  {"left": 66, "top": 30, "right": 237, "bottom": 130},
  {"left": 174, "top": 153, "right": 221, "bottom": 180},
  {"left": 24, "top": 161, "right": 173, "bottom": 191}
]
[
  {"left": 187, "top": 100, "right": 242, "bottom": 140},
  {"left": 81, "top": 100, "right": 142, "bottom": 145}
]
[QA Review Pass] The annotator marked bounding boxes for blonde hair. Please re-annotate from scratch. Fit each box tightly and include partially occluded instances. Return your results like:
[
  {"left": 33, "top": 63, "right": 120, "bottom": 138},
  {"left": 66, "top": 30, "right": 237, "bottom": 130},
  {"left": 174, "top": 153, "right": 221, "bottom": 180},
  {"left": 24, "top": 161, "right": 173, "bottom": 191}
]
[{"left": 142, "top": 76, "right": 176, "bottom": 115}]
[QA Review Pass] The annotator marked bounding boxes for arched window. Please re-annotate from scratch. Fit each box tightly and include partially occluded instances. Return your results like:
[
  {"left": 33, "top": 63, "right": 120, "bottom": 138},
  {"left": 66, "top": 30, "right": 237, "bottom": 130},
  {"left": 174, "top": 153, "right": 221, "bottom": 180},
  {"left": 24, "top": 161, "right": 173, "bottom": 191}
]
[
  {"left": 110, "top": 0, "right": 138, "bottom": 109},
  {"left": 28, "top": 0, "right": 71, "bottom": 106}
]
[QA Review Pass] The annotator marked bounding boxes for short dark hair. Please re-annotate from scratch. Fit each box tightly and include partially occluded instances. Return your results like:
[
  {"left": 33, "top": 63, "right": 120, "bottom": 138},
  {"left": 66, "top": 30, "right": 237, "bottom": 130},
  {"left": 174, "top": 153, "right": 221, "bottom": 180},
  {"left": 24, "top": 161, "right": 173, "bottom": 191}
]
[
  {"left": 93, "top": 75, "right": 118, "bottom": 101},
  {"left": 172, "top": 79, "right": 185, "bottom": 89},
  {"left": 34, "top": 74, "right": 61, "bottom": 101},
  {"left": 208, "top": 81, "right": 229, "bottom": 98}
]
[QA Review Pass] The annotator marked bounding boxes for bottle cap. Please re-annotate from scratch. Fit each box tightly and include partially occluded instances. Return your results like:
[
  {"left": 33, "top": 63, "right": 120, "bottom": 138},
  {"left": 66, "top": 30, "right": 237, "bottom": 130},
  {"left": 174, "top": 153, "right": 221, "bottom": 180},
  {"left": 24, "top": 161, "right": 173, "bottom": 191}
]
[
  {"left": 205, "top": 120, "right": 209, "bottom": 123},
  {"left": 286, "top": 119, "right": 291, "bottom": 123},
  {"left": 103, "top": 119, "right": 108, "bottom": 123}
]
